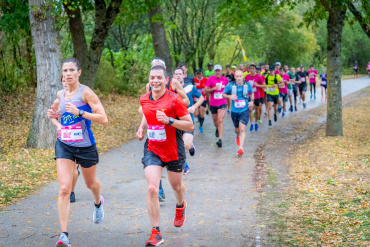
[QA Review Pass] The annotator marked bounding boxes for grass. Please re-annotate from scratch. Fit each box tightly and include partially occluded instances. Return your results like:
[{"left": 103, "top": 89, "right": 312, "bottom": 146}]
[
  {"left": 0, "top": 90, "right": 142, "bottom": 208},
  {"left": 267, "top": 87, "right": 370, "bottom": 246}
]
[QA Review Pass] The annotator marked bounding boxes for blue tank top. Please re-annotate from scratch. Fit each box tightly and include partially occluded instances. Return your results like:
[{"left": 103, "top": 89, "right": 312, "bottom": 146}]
[{"left": 59, "top": 85, "right": 95, "bottom": 147}]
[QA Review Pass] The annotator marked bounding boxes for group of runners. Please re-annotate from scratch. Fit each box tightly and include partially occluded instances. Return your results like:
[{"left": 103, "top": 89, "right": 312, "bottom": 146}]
[{"left": 47, "top": 57, "right": 331, "bottom": 247}]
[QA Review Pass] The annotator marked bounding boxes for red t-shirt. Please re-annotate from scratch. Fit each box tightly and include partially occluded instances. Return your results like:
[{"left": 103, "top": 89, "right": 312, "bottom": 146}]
[
  {"left": 140, "top": 90, "right": 189, "bottom": 162},
  {"left": 194, "top": 77, "right": 208, "bottom": 100}
]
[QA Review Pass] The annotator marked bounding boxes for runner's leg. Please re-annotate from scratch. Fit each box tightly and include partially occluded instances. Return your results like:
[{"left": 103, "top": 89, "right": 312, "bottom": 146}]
[
  {"left": 145, "top": 165, "right": 163, "bottom": 227},
  {"left": 167, "top": 170, "right": 185, "bottom": 206},
  {"left": 217, "top": 108, "right": 226, "bottom": 140},
  {"left": 239, "top": 122, "right": 247, "bottom": 147},
  {"left": 57, "top": 159, "right": 75, "bottom": 232},
  {"left": 71, "top": 163, "right": 78, "bottom": 193}
]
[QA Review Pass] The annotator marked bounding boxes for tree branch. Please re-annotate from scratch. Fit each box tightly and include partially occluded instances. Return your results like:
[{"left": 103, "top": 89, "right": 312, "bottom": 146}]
[
  {"left": 347, "top": 1, "right": 370, "bottom": 38},
  {"left": 319, "top": 0, "right": 335, "bottom": 18}
]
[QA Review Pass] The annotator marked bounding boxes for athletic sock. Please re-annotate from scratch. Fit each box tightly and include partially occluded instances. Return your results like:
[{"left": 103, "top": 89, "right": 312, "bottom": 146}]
[
  {"left": 153, "top": 226, "right": 160, "bottom": 232},
  {"left": 159, "top": 180, "right": 163, "bottom": 190},
  {"left": 95, "top": 201, "right": 101, "bottom": 208},
  {"left": 199, "top": 117, "right": 204, "bottom": 126},
  {"left": 63, "top": 232, "right": 69, "bottom": 237},
  {"left": 197, "top": 116, "right": 201, "bottom": 122},
  {"left": 176, "top": 202, "right": 184, "bottom": 208}
]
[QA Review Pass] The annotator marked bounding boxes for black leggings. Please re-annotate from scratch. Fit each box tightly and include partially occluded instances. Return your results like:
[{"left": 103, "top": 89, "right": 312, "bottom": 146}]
[{"left": 310, "top": 83, "right": 316, "bottom": 95}]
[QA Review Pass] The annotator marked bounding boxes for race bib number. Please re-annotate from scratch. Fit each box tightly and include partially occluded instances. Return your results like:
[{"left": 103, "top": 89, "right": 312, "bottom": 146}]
[
  {"left": 310, "top": 73, "right": 315, "bottom": 78},
  {"left": 322, "top": 81, "right": 327, "bottom": 85},
  {"left": 235, "top": 100, "right": 246, "bottom": 108},
  {"left": 300, "top": 77, "right": 306, "bottom": 82},
  {"left": 61, "top": 125, "right": 83, "bottom": 142},
  {"left": 253, "top": 87, "right": 257, "bottom": 92},
  {"left": 214, "top": 92, "right": 223, "bottom": 99},
  {"left": 268, "top": 87, "right": 276, "bottom": 92},
  {"left": 147, "top": 125, "right": 166, "bottom": 142}
]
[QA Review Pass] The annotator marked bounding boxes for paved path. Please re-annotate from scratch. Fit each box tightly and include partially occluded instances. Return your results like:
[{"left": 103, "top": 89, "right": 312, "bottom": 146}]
[{"left": 1, "top": 77, "right": 369, "bottom": 247}]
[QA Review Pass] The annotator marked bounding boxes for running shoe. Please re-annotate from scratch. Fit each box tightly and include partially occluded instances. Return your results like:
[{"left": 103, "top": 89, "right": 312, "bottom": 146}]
[
  {"left": 189, "top": 145, "right": 195, "bottom": 156},
  {"left": 303, "top": 103, "right": 307, "bottom": 108},
  {"left": 70, "top": 192, "right": 75, "bottom": 203},
  {"left": 255, "top": 123, "right": 258, "bottom": 131},
  {"left": 227, "top": 109, "right": 231, "bottom": 114},
  {"left": 250, "top": 123, "right": 254, "bottom": 131},
  {"left": 236, "top": 136, "right": 240, "bottom": 146},
  {"left": 216, "top": 139, "right": 222, "bottom": 147},
  {"left": 174, "top": 201, "right": 186, "bottom": 227},
  {"left": 158, "top": 189, "right": 166, "bottom": 202},
  {"left": 264, "top": 111, "right": 268, "bottom": 116},
  {"left": 206, "top": 109, "right": 209, "bottom": 115},
  {"left": 145, "top": 228, "right": 164, "bottom": 246},
  {"left": 290, "top": 105, "right": 293, "bottom": 112},
  {"left": 215, "top": 128, "right": 219, "bottom": 138},
  {"left": 93, "top": 196, "right": 104, "bottom": 224},
  {"left": 199, "top": 126, "right": 204, "bottom": 133},
  {"left": 282, "top": 112, "right": 285, "bottom": 117},
  {"left": 268, "top": 120, "right": 272, "bottom": 126},
  {"left": 258, "top": 119, "right": 262, "bottom": 123},
  {"left": 295, "top": 106, "right": 297, "bottom": 111},
  {"left": 183, "top": 162, "right": 189, "bottom": 175},
  {"left": 310, "top": 94, "right": 313, "bottom": 99},
  {"left": 278, "top": 106, "right": 282, "bottom": 113},
  {"left": 237, "top": 147, "right": 244, "bottom": 157},
  {"left": 274, "top": 114, "right": 277, "bottom": 122},
  {"left": 56, "top": 233, "right": 71, "bottom": 247}
]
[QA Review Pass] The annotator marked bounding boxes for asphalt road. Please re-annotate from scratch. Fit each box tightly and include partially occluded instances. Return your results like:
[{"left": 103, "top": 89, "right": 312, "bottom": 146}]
[{"left": 1, "top": 77, "right": 369, "bottom": 247}]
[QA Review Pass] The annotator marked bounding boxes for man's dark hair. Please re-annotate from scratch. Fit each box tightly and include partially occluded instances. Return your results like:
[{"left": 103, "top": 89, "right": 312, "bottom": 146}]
[
  {"left": 226, "top": 65, "right": 230, "bottom": 68},
  {"left": 178, "top": 62, "right": 187, "bottom": 68},
  {"left": 63, "top": 58, "right": 81, "bottom": 71},
  {"left": 150, "top": 65, "right": 168, "bottom": 78},
  {"left": 174, "top": 67, "right": 184, "bottom": 73},
  {"left": 249, "top": 64, "right": 257, "bottom": 69}
]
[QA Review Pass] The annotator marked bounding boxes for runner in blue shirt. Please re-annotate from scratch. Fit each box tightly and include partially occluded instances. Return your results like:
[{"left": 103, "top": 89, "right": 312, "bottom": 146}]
[{"left": 222, "top": 70, "right": 254, "bottom": 157}]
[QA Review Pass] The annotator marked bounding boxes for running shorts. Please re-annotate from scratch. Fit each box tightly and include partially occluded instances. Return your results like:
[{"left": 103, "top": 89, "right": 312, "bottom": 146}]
[
  {"left": 231, "top": 110, "right": 249, "bottom": 128},
  {"left": 200, "top": 101, "right": 207, "bottom": 108},
  {"left": 280, "top": 93, "right": 289, "bottom": 102},
  {"left": 288, "top": 89, "right": 293, "bottom": 96},
  {"left": 321, "top": 84, "right": 327, "bottom": 89},
  {"left": 55, "top": 139, "right": 99, "bottom": 168},
  {"left": 267, "top": 94, "right": 279, "bottom": 104},
  {"left": 254, "top": 98, "right": 264, "bottom": 106},
  {"left": 298, "top": 83, "right": 307, "bottom": 94},
  {"left": 142, "top": 140, "right": 185, "bottom": 173},
  {"left": 210, "top": 104, "right": 227, "bottom": 114}
]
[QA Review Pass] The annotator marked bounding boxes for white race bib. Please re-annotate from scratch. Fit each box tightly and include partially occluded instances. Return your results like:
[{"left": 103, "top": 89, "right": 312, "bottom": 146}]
[
  {"left": 322, "top": 81, "right": 327, "bottom": 85},
  {"left": 268, "top": 87, "right": 276, "bottom": 92},
  {"left": 147, "top": 125, "right": 166, "bottom": 142},
  {"left": 61, "top": 125, "right": 83, "bottom": 142},
  {"left": 214, "top": 92, "right": 223, "bottom": 99},
  {"left": 300, "top": 77, "right": 306, "bottom": 82},
  {"left": 235, "top": 100, "right": 246, "bottom": 108}
]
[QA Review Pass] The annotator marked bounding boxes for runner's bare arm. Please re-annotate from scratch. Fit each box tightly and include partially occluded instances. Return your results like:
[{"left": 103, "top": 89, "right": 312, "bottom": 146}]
[
  {"left": 47, "top": 90, "right": 62, "bottom": 120},
  {"left": 74, "top": 87, "right": 109, "bottom": 126},
  {"left": 192, "top": 95, "right": 204, "bottom": 109},
  {"left": 156, "top": 110, "right": 193, "bottom": 132},
  {"left": 136, "top": 115, "right": 147, "bottom": 141},
  {"left": 204, "top": 86, "right": 217, "bottom": 94},
  {"left": 222, "top": 93, "right": 237, "bottom": 101},
  {"left": 171, "top": 79, "right": 190, "bottom": 106}
]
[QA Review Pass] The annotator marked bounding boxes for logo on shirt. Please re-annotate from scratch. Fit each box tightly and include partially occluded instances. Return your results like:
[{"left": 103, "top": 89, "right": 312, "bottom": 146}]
[{"left": 160, "top": 109, "right": 166, "bottom": 112}]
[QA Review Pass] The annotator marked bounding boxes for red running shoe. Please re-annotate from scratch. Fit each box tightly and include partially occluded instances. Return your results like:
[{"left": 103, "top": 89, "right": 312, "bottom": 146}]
[
  {"left": 237, "top": 147, "right": 244, "bottom": 157},
  {"left": 145, "top": 228, "right": 164, "bottom": 246},
  {"left": 174, "top": 200, "right": 186, "bottom": 227},
  {"left": 236, "top": 136, "right": 240, "bottom": 146}
]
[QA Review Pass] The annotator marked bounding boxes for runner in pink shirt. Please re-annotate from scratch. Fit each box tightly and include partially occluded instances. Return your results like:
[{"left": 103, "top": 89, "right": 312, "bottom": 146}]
[
  {"left": 245, "top": 64, "right": 264, "bottom": 131},
  {"left": 278, "top": 67, "right": 290, "bottom": 117},
  {"left": 308, "top": 65, "right": 318, "bottom": 99},
  {"left": 204, "top": 64, "right": 229, "bottom": 148},
  {"left": 367, "top": 62, "right": 370, "bottom": 77}
]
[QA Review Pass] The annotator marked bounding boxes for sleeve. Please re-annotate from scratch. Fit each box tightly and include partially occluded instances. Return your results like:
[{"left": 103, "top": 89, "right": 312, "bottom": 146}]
[
  {"left": 192, "top": 86, "right": 202, "bottom": 98},
  {"left": 205, "top": 77, "right": 212, "bottom": 87},
  {"left": 223, "top": 83, "right": 231, "bottom": 95},
  {"left": 175, "top": 96, "right": 190, "bottom": 118},
  {"left": 277, "top": 75, "right": 283, "bottom": 81}
]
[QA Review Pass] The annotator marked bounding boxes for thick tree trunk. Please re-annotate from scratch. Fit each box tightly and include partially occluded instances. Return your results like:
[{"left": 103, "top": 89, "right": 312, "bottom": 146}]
[
  {"left": 326, "top": 10, "right": 346, "bottom": 136},
  {"left": 27, "top": 0, "right": 62, "bottom": 148},
  {"left": 148, "top": 4, "right": 174, "bottom": 75}
]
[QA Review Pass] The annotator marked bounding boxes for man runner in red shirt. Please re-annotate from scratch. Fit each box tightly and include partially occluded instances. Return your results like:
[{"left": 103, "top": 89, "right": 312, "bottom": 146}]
[{"left": 136, "top": 66, "right": 194, "bottom": 246}]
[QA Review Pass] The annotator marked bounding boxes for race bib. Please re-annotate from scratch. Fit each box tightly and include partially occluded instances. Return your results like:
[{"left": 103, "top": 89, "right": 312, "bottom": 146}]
[
  {"left": 235, "top": 100, "right": 246, "bottom": 108},
  {"left": 268, "top": 87, "right": 276, "bottom": 92},
  {"left": 214, "top": 92, "right": 223, "bottom": 99},
  {"left": 310, "top": 73, "right": 315, "bottom": 78},
  {"left": 61, "top": 125, "right": 83, "bottom": 142},
  {"left": 253, "top": 87, "right": 257, "bottom": 92},
  {"left": 300, "top": 77, "right": 306, "bottom": 82},
  {"left": 322, "top": 81, "right": 327, "bottom": 85},
  {"left": 147, "top": 125, "right": 166, "bottom": 142}
]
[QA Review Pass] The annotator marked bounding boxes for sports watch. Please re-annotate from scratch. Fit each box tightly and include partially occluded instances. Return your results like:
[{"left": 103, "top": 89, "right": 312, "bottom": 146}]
[
  {"left": 79, "top": 109, "right": 85, "bottom": 117},
  {"left": 168, "top": 117, "right": 175, "bottom": 126}
]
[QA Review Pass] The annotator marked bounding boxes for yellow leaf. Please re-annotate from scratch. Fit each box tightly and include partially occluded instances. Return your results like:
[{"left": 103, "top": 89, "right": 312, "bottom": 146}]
[{"left": 45, "top": 228, "right": 51, "bottom": 230}]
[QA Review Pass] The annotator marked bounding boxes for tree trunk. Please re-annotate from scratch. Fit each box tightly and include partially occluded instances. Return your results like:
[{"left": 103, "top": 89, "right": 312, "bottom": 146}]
[
  {"left": 148, "top": 4, "right": 174, "bottom": 75},
  {"left": 326, "top": 10, "right": 346, "bottom": 136},
  {"left": 27, "top": 0, "right": 62, "bottom": 148}
]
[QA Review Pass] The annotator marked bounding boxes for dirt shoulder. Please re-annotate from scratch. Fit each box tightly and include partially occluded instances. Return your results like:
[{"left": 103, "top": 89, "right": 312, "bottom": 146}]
[
  {"left": 0, "top": 91, "right": 141, "bottom": 208},
  {"left": 262, "top": 87, "right": 370, "bottom": 246}
]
